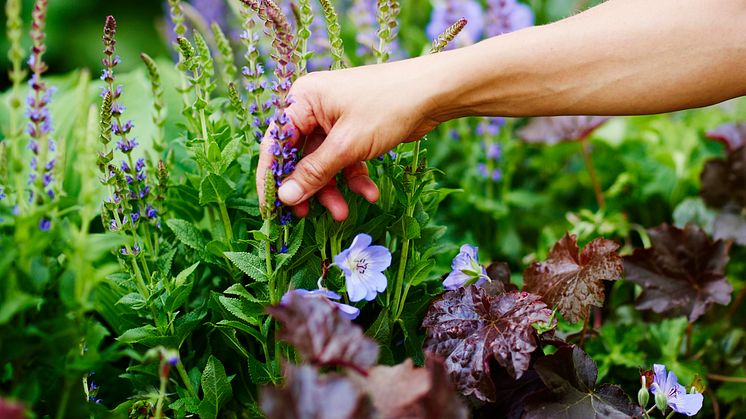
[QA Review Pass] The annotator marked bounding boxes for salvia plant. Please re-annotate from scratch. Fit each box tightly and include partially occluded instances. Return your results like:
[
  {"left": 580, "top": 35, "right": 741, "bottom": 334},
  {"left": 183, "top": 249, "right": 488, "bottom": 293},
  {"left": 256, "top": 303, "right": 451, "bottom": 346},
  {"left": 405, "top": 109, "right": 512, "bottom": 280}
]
[{"left": 1, "top": 0, "right": 745, "bottom": 418}]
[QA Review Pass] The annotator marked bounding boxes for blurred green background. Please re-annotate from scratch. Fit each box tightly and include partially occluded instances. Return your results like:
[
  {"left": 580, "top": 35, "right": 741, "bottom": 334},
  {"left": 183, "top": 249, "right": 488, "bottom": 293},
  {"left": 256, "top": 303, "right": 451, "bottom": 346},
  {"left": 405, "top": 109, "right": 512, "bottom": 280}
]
[{"left": 0, "top": 0, "right": 167, "bottom": 89}]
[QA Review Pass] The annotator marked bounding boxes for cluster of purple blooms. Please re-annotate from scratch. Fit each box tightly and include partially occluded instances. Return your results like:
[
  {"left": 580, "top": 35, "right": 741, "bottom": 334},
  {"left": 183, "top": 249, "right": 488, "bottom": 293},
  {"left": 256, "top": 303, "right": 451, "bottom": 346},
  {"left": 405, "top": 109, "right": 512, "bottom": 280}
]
[
  {"left": 477, "top": 118, "right": 504, "bottom": 182},
  {"left": 348, "top": 0, "right": 404, "bottom": 61},
  {"left": 281, "top": 232, "right": 392, "bottom": 320},
  {"left": 26, "top": 0, "right": 56, "bottom": 231},
  {"left": 427, "top": 0, "right": 533, "bottom": 50},
  {"left": 239, "top": 19, "right": 272, "bottom": 143},
  {"left": 101, "top": 16, "right": 159, "bottom": 237}
]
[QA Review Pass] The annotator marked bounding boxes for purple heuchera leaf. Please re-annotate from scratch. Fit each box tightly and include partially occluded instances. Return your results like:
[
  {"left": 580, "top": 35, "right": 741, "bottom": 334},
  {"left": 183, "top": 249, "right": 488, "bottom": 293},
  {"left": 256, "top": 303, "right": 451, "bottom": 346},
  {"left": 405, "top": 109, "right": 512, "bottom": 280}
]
[
  {"left": 524, "top": 346, "right": 642, "bottom": 418},
  {"left": 0, "top": 398, "right": 25, "bottom": 419},
  {"left": 700, "top": 146, "right": 746, "bottom": 245},
  {"left": 523, "top": 233, "right": 623, "bottom": 323},
  {"left": 650, "top": 364, "right": 703, "bottom": 416},
  {"left": 261, "top": 364, "right": 373, "bottom": 419},
  {"left": 706, "top": 123, "right": 746, "bottom": 152},
  {"left": 517, "top": 116, "right": 611, "bottom": 145},
  {"left": 422, "top": 286, "right": 553, "bottom": 402},
  {"left": 281, "top": 288, "right": 360, "bottom": 320},
  {"left": 623, "top": 224, "right": 733, "bottom": 322},
  {"left": 362, "top": 356, "right": 468, "bottom": 419},
  {"left": 333, "top": 233, "right": 391, "bottom": 302},
  {"left": 267, "top": 291, "right": 378, "bottom": 373},
  {"left": 443, "top": 244, "right": 488, "bottom": 290}
]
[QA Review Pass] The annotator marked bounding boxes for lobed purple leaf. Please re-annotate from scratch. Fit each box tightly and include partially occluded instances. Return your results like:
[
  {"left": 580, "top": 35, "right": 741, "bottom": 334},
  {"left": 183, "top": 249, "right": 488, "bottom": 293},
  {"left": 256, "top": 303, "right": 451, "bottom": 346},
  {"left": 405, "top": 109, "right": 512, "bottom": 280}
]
[
  {"left": 261, "top": 364, "right": 373, "bottom": 419},
  {"left": 517, "top": 116, "right": 611, "bottom": 145},
  {"left": 706, "top": 123, "right": 746, "bottom": 152},
  {"left": 623, "top": 224, "right": 733, "bottom": 322},
  {"left": 362, "top": 355, "right": 468, "bottom": 419},
  {"left": 422, "top": 286, "right": 552, "bottom": 402},
  {"left": 523, "top": 233, "right": 622, "bottom": 323},
  {"left": 523, "top": 346, "right": 642, "bottom": 419},
  {"left": 267, "top": 292, "right": 379, "bottom": 373}
]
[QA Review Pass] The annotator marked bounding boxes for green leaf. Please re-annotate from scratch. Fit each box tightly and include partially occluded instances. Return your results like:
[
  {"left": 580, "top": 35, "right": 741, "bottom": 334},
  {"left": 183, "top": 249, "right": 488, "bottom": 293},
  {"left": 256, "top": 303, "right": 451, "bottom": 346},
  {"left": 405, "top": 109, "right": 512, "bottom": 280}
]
[
  {"left": 224, "top": 252, "right": 268, "bottom": 282},
  {"left": 174, "top": 262, "right": 200, "bottom": 287},
  {"left": 366, "top": 310, "right": 391, "bottom": 345},
  {"left": 167, "top": 219, "right": 207, "bottom": 251},
  {"left": 390, "top": 215, "right": 421, "bottom": 240},
  {"left": 198, "top": 356, "right": 233, "bottom": 419},
  {"left": 223, "top": 284, "right": 263, "bottom": 303},
  {"left": 248, "top": 354, "right": 278, "bottom": 385},
  {"left": 275, "top": 219, "right": 305, "bottom": 271},
  {"left": 219, "top": 138, "right": 242, "bottom": 172},
  {"left": 116, "top": 293, "right": 147, "bottom": 310},
  {"left": 218, "top": 295, "right": 264, "bottom": 326},
  {"left": 199, "top": 173, "right": 235, "bottom": 205},
  {"left": 117, "top": 325, "right": 159, "bottom": 344}
]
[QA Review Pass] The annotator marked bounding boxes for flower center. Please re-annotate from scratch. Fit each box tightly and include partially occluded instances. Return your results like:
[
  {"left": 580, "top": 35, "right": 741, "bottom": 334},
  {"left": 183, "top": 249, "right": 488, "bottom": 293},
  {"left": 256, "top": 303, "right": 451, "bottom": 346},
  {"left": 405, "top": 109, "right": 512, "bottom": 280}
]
[{"left": 355, "top": 258, "right": 368, "bottom": 274}]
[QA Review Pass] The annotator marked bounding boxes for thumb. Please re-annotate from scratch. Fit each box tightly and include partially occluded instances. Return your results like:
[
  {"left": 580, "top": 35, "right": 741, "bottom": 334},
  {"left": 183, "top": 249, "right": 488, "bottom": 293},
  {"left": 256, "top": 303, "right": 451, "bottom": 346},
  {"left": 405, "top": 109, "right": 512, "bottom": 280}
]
[{"left": 277, "top": 127, "right": 352, "bottom": 206}]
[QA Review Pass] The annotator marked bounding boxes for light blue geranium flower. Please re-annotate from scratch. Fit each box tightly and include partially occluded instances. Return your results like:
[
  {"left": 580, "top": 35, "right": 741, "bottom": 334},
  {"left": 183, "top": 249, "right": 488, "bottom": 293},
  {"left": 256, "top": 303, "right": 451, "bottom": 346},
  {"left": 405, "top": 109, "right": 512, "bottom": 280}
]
[
  {"left": 333, "top": 233, "right": 392, "bottom": 302},
  {"left": 650, "top": 364, "right": 703, "bottom": 416},
  {"left": 442, "top": 244, "right": 489, "bottom": 290}
]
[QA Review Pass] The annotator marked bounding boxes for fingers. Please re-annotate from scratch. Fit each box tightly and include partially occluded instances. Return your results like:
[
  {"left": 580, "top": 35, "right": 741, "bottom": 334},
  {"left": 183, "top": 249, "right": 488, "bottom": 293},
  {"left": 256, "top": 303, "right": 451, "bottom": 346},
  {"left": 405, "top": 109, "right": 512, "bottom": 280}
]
[
  {"left": 277, "top": 126, "right": 352, "bottom": 206},
  {"left": 344, "top": 162, "right": 379, "bottom": 203},
  {"left": 256, "top": 94, "right": 318, "bottom": 208},
  {"left": 316, "top": 179, "right": 349, "bottom": 221}
]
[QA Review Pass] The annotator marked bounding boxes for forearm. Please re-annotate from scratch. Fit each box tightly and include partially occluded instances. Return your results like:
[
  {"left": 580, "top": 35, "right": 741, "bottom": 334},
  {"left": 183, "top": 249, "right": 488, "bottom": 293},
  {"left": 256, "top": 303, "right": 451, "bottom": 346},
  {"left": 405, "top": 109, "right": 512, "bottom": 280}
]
[{"left": 422, "top": 0, "right": 746, "bottom": 119}]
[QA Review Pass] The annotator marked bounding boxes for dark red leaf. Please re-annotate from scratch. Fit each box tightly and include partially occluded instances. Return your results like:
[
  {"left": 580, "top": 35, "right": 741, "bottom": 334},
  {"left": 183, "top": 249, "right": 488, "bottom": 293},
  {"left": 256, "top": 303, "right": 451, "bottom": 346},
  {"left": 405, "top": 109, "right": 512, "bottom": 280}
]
[
  {"left": 706, "top": 123, "right": 746, "bottom": 152},
  {"left": 261, "top": 364, "right": 373, "bottom": 419},
  {"left": 517, "top": 116, "right": 611, "bottom": 145},
  {"left": 422, "top": 286, "right": 553, "bottom": 402},
  {"left": 0, "top": 398, "right": 25, "bottom": 419},
  {"left": 523, "top": 233, "right": 623, "bottom": 323},
  {"left": 524, "top": 346, "right": 642, "bottom": 419},
  {"left": 267, "top": 292, "right": 379, "bottom": 373},
  {"left": 623, "top": 224, "right": 733, "bottom": 322},
  {"left": 363, "top": 355, "right": 468, "bottom": 419},
  {"left": 700, "top": 146, "right": 746, "bottom": 210},
  {"left": 485, "top": 261, "right": 515, "bottom": 293}
]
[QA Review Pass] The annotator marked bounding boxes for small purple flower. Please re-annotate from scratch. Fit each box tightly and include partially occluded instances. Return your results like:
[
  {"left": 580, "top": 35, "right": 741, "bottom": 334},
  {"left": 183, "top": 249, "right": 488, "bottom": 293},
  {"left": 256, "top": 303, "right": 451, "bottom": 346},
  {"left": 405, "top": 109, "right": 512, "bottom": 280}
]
[
  {"left": 281, "top": 288, "right": 360, "bottom": 320},
  {"left": 427, "top": 0, "right": 485, "bottom": 48},
  {"left": 333, "top": 233, "right": 392, "bottom": 302},
  {"left": 485, "top": 0, "right": 534, "bottom": 37},
  {"left": 145, "top": 205, "right": 157, "bottom": 219},
  {"left": 443, "top": 244, "right": 488, "bottom": 290},
  {"left": 0, "top": 187, "right": 6, "bottom": 200},
  {"left": 650, "top": 364, "right": 703, "bottom": 416},
  {"left": 39, "top": 218, "right": 52, "bottom": 232}
]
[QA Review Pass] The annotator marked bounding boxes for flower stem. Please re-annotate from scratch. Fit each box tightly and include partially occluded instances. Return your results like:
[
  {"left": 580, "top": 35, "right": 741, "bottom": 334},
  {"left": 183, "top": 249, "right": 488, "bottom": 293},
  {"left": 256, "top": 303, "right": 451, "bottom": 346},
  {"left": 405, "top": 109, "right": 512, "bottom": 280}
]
[
  {"left": 707, "top": 373, "right": 746, "bottom": 383},
  {"left": 392, "top": 140, "right": 421, "bottom": 322},
  {"left": 176, "top": 361, "right": 197, "bottom": 398},
  {"left": 580, "top": 136, "right": 605, "bottom": 210},
  {"left": 218, "top": 200, "right": 234, "bottom": 248}
]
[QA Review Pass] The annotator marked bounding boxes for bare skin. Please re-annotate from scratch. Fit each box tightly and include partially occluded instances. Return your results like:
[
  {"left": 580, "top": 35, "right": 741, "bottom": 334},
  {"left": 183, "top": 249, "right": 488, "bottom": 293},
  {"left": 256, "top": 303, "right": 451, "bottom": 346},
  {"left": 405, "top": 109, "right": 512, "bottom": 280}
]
[{"left": 257, "top": 0, "right": 746, "bottom": 221}]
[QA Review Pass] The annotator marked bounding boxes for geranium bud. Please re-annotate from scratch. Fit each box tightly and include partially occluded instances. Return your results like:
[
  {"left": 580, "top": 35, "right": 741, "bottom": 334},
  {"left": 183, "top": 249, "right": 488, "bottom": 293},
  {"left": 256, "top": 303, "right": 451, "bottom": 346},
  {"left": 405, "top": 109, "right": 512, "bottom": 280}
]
[
  {"left": 638, "top": 386, "right": 649, "bottom": 408},
  {"left": 655, "top": 390, "right": 668, "bottom": 413}
]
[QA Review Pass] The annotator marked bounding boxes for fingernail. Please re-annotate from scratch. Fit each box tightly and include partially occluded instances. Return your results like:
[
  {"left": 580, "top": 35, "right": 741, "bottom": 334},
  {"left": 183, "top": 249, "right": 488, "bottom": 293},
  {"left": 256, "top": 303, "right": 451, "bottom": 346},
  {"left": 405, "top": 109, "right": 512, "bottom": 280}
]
[{"left": 278, "top": 180, "right": 303, "bottom": 204}]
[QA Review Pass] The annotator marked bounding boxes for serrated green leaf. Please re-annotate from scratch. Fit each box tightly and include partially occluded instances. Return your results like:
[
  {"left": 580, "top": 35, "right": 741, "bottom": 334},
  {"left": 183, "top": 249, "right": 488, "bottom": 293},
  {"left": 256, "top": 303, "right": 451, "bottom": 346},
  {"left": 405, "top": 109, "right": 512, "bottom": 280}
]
[
  {"left": 224, "top": 252, "right": 267, "bottom": 282},
  {"left": 198, "top": 356, "right": 233, "bottom": 419},
  {"left": 199, "top": 173, "right": 235, "bottom": 205},
  {"left": 218, "top": 295, "right": 263, "bottom": 326},
  {"left": 117, "top": 325, "right": 159, "bottom": 344},
  {"left": 167, "top": 219, "right": 207, "bottom": 251},
  {"left": 116, "top": 293, "right": 147, "bottom": 310},
  {"left": 219, "top": 138, "right": 242, "bottom": 172}
]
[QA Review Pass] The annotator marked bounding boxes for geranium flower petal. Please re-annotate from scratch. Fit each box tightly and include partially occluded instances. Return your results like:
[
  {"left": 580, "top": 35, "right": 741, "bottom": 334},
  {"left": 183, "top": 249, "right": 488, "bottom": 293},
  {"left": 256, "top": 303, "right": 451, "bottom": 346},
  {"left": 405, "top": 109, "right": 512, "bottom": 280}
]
[
  {"left": 669, "top": 392, "right": 704, "bottom": 416},
  {"left": 362, "top": 245, "right": 392, "bottom": 271}
]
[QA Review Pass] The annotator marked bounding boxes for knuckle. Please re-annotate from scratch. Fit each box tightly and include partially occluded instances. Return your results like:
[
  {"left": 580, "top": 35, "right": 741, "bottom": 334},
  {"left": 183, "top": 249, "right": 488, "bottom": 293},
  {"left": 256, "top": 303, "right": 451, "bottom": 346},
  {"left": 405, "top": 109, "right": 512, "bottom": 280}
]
[{"left": 299, "top": 155, "right": 328, "bottom": 186}]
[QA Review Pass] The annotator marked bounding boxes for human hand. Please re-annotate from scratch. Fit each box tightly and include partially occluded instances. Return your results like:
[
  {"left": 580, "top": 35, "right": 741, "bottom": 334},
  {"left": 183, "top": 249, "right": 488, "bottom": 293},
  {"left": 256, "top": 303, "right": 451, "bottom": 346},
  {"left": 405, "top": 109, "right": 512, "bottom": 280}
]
[{"left": 256, "top": 58, "right": 446, "bottom": 221}]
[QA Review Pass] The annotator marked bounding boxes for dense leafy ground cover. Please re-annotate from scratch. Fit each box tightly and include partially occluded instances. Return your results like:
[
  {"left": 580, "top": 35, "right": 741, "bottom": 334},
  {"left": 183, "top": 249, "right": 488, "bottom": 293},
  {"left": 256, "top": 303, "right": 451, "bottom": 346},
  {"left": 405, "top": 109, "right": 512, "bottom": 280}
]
[{"left": 1, "top": 0, "right": 745, "bottom": 418}]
